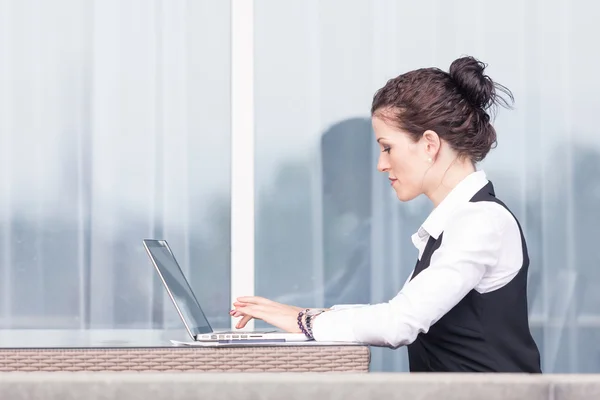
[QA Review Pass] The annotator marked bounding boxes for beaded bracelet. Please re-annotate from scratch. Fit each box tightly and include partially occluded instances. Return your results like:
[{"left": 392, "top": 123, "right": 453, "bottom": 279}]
[
  {"left": 306, "top": 313, "right": 313, "bottom": 337},
  {"left": 297, "top": 308, "right": 326, "bottom": 340},
  {"left": 297, "top": 309, "right": 312, "bottom": 339}
]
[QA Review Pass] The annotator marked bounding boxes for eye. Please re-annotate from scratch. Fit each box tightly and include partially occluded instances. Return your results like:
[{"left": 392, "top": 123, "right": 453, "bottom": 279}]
[{"left": 382, "top": 147, "right": 391, "bottom": 153}]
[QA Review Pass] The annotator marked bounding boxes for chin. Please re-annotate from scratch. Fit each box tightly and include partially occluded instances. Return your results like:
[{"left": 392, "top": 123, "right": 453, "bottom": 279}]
[{"left": 395, "top": 189, "right": 419, "bottom": 202}]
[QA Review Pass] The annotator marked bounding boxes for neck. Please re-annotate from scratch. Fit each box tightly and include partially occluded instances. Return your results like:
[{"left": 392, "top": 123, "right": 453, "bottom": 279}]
[{"left": 425, "top": 159, "right": 476, "bottom": 207}]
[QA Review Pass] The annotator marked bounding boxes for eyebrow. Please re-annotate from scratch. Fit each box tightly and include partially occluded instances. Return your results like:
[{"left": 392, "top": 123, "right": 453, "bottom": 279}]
[{"left": 377, "top": 138, "right": 387, "bottom": 143}]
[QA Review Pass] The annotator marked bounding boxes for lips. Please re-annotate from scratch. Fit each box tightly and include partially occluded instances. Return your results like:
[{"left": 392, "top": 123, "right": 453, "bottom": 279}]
[{"left": 389, "top": 178, "right": 397, "bottom": 186}]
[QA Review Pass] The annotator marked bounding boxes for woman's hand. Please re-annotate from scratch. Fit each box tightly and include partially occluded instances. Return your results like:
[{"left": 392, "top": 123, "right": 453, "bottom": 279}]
[{"left": 230, "top": 296, "right": 303, "bottom": 333}]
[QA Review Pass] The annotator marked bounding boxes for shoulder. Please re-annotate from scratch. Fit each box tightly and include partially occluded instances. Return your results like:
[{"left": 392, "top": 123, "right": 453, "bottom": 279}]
[
  {"left": 441, "top": 197, "right": 525, "bottom": 292},
  {"left": 440, "top": 200, "right": 521, "bottom": 257},
  {"left": 446, "top": 200, "right": 518, "bottom": 235}
]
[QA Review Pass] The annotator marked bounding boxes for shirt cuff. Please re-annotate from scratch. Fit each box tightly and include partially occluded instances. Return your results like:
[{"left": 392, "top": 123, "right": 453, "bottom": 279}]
[{"left": 311, "top": 308, "right": 359, "bottom": 342}]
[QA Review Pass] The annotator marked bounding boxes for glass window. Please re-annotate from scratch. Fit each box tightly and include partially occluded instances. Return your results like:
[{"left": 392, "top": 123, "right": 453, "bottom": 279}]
[
  {"left": 0, "top": 0, "right": 231, "bottom": 332},
  {"left": 254, "top": 0, "right": 600, "bottom": 373}
]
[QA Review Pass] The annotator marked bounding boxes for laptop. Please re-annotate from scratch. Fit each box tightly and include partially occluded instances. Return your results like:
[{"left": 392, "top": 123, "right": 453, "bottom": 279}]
[{"left": 142, "top": 239, "right": 309, "bottom": 343}]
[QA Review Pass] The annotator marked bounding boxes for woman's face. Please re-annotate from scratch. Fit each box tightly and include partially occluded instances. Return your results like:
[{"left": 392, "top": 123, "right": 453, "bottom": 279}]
[{"left": 372, "top": 115, "right": 432, "bottom": 202}]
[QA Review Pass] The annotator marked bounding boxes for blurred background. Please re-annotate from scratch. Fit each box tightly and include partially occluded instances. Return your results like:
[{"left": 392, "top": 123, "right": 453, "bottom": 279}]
[{"left": 1, "top": 0, "right": 599, "bottom": 373}]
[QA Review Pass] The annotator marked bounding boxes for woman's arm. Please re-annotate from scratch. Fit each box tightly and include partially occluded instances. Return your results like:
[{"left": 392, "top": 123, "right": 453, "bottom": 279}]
[{"left": 311, "top": 202, "right": 509, "bottom": 347}]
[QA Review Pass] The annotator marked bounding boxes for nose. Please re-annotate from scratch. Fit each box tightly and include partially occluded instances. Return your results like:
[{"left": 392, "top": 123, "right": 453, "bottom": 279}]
[{"left": 377, "top": 154, "right": 390, "bottom": 172}]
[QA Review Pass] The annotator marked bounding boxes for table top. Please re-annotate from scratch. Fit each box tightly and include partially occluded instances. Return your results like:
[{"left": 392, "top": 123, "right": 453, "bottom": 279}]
[
  {"left": 0, "top": 330, "right": 371, "bottom": 372},
  {"left": 0, "top": 329, "right": 196, "bottom": 349},
  {"left": 0, "top": 329, "right": 367, "bottom": 350}
]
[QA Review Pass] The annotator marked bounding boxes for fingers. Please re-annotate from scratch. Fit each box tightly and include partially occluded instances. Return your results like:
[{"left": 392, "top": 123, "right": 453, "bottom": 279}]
[
  {"left": 235, "top": 297, "right": 296, "bottom": 313},
  {"left": 232, "top": 304, "right": 266, "bottom": 329},
  {"left": 230, "top": 304, "right": 300, "bottom": 333},
  {"left": 235, "top": 296, "right": 273, "bottom": 306},
  {"left": 235, "top": 304, "right": 266, "bottom": 317},
  {"left": 231, "top": 304, "right": 265, "bottom": 318},
  {"left": 236, "top": 314, "right": 253, "bottom": 329}
]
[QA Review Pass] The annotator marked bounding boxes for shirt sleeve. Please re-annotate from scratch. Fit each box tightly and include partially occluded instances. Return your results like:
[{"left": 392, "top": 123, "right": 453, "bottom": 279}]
[
  {"left": 311, "top": 202, "right": 506, "bottom": 347},
  {"left": 329, "top": 304, "right": 368, "bottom": 310}
]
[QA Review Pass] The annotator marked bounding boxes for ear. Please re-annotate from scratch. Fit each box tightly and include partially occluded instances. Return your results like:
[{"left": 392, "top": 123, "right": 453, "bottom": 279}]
[{"left": 421, "top": 130, "right": 441, "bottom": 162}]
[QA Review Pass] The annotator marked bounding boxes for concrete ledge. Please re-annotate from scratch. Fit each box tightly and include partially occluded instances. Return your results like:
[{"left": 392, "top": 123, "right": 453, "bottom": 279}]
[
  {"left": 0, "top": 372, "right": 599, "bottom": 400},
  {"left": 0, "top": 372, "right": 559, "bottom": 400},
  {"left": 551, "top": 375, "right": 600, "bottom": 400}
]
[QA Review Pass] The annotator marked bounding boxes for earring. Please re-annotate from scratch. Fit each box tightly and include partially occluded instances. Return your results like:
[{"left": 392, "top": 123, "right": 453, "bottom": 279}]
[{"left": 427, "top": 157, "right": 432, "bottom": 163}]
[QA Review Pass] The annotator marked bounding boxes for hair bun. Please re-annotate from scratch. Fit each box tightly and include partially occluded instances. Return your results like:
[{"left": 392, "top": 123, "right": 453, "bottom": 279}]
[{"left": 449, "top": 56, "right": 513, "bottom": 112}]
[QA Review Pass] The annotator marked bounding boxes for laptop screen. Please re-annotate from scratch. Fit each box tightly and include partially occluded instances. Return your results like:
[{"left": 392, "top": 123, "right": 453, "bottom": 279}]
[{"left": 143, "top": 240, "right": 213, "bottom": 336}]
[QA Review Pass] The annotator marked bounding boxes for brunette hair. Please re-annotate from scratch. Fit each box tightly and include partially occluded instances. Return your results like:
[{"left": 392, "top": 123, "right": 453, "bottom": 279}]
[{"left": 371, "top": 56, "right": 514, "bottom": 162}]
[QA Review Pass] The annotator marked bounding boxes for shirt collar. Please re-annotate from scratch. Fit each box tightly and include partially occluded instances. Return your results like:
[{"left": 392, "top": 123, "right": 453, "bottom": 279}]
[{"left": 416, "top": 170, "right": 489, "bottom": 240}]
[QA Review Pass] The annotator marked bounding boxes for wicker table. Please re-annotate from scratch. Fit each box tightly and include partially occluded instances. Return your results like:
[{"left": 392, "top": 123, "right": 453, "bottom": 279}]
[{"left": 0, "top": 330, "right": 370, "bottom": 373}]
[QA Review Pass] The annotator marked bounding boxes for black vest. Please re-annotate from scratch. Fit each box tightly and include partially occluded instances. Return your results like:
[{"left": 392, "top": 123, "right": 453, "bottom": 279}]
[{"left": 406, "top": 181, "right": 542, "bottom": 373}]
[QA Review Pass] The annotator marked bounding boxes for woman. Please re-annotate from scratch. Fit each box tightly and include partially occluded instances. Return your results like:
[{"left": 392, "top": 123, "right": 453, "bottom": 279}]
[{"left": 231, "top": 56, "right": 542, "bottom": 373}]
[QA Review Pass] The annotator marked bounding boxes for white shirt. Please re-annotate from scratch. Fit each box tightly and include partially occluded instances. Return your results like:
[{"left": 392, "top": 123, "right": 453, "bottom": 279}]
[{"left": 311, "top": 170, "right": 524, "bottom": 348}]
